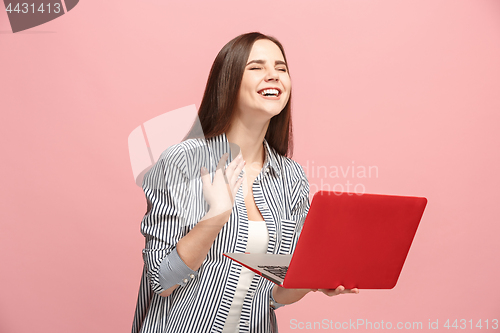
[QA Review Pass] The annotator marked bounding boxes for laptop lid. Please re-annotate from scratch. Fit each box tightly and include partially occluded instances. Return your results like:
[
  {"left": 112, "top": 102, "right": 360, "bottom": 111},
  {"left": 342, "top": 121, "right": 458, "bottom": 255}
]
[{"left": 282, "top": 191, "right": 427, "bottom": 289}]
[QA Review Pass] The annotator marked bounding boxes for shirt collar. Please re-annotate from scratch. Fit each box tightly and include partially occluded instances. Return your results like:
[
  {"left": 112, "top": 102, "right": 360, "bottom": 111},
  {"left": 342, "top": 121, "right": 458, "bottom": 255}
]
[
  {"left": 206, "top": 132, "right": 281, "bottom": 177},
  {"left": 262, "top": 137, "right": 281, "bottom": 177}
]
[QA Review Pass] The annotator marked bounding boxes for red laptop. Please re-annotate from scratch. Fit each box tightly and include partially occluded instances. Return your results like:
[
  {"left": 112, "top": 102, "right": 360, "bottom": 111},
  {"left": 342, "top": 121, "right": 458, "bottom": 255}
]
[{"left": 224, "top": 191, "right": 427, "bottom": 289}]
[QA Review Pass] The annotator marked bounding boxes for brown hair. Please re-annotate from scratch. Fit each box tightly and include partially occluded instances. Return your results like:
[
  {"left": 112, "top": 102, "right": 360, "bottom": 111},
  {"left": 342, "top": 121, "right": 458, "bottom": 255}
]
[{"left": 183, "top": 32, "right": 293, "bottom": 157}]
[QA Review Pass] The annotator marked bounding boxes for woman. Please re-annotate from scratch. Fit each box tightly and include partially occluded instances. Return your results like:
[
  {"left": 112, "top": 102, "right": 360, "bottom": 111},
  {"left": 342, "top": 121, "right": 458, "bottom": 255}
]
[{"left": 132, "top": 32, "right": 358, "bottom": 333}]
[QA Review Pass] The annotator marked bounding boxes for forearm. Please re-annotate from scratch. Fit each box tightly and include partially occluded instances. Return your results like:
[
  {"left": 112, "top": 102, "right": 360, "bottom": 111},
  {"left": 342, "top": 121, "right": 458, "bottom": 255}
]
[
  {"left": 159, "top": 209, "right": 231, "bottom": 297},
  {"left": 176, "top": 209, "right": 231, "bottom": 271},
  {"left": 272, "top": 285, "right": 311, "bottom": 305}
]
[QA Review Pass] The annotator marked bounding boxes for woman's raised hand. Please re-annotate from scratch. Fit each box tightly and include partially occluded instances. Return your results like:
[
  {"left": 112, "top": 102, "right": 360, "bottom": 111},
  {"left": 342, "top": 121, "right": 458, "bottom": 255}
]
[{"left": 200, "top": 152, "right": 246, "bottom": 220}]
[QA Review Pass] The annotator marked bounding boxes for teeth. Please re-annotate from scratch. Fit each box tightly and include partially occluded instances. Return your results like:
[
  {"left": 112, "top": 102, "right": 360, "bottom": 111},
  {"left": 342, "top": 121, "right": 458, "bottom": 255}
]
[{"left": 260, "top": 88, "right": 280, "bottom": 96}]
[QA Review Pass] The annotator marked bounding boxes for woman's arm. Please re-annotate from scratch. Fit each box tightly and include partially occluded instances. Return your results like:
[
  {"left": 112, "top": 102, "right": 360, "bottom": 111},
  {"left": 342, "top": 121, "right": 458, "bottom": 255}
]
[
  {"left": 159, "top": 209, "right": 231, "bottom": 297},
  {"left": 159, "top": 153, "right": 246, "bottom": 297},
  {"left": 272, "top": 285, "right": 311, "bottom": 305}
]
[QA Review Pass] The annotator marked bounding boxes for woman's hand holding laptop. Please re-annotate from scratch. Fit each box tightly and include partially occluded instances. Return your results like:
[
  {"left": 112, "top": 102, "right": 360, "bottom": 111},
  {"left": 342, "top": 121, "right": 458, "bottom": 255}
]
[{"left": 312, "top": 285, "right": 360, "bottom": 296}]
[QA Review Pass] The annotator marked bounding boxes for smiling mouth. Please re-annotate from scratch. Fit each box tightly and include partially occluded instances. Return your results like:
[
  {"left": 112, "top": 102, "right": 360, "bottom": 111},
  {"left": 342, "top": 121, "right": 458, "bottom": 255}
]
[{"left": 258, "top": 88, "right": 281, "bottom": 97}]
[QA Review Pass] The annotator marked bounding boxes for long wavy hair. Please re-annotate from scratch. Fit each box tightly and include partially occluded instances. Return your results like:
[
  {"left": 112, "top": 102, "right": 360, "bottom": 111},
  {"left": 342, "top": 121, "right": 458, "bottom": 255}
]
[{"left": 183, "top": 32, "right": 293, "bottom": 157}]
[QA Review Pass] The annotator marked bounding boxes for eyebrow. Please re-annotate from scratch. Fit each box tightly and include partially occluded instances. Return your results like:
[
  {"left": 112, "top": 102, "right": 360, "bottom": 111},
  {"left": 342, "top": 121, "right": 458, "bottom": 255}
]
[{"left": 246, "top": 59, "right": 288, "bottom": 67}]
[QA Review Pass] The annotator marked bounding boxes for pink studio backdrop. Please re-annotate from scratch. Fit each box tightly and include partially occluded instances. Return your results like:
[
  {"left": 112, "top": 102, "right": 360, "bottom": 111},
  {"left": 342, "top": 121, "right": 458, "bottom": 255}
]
[{"left": 1, "top": 1, "right": 499, "bottom": 332}]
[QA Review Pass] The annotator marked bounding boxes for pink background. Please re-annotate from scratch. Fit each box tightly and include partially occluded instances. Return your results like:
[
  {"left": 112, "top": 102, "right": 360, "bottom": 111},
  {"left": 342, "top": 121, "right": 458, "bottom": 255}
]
[{"left": 1, "top": 0, "right": 499, "bottom": 332}]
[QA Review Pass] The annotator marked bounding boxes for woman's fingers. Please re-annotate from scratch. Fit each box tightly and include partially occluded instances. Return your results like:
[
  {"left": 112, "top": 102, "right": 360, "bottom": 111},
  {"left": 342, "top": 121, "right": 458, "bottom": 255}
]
[
  {"left": 216, "top": 152, "right": 245, "bottom": 190},
  {"left": 225, "top": 153, "right": 243, "bottom": 180},
  {"left": 320, "top": 289, "right": 335, "bottom": 296},
  {"left": 334, "top": 285, "right": 359, "bottom": 295},
  {"left": 216, "top": 153, "right": 229, "bottom": 174},
  {"left": 213, "top": 152, "right": 243, "bottom": 184},
  {"left": 212, "top": 153, "right": 245, "bottom": 196},
  {"left": 229, "top": 156, "right": 245, "bottom": 197},
  {"left": 319, "top": 285, "right": 360, "bottom": 296},
  {"left": 200, "top": 153, "right": 246, "bottom": 215},
  {"left": 230, "top": 155, "right": 245, "bottom": 185},
  {"left": 227, "top": 152, "right": 242, "bottom": 170},
  {"left": 234, "top": 176, "right": 245, "bottom": 194},
  {"left": 200, "top": 167, "right": 211, "bottom": 189},
  {"left": 329, "top": 286, "right": 344, "bottom": 296}
]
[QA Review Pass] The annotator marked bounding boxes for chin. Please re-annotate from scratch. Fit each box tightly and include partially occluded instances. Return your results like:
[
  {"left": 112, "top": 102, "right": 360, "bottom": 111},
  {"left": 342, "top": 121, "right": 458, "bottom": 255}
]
[
  {"left": 261, "top": 103, "right": 285, "bottom": 115},
  {"left": 262, "top": 107, "right": 283, "bottom": 119},
  {"left": 245, "top": 103, "right": 285, "bottom": 121}
]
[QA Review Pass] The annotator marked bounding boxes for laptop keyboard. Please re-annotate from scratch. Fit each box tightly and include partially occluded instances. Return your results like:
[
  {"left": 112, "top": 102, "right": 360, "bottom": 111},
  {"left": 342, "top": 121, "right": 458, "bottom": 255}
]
[{"left": 258, "top": 265, "right": 289, "bottom": 279}]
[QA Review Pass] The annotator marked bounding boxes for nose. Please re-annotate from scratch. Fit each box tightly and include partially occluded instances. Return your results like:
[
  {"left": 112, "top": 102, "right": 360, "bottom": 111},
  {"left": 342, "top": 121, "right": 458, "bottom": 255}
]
[{"left": 265, "top": 68, "right": 279, "bottom": 82}]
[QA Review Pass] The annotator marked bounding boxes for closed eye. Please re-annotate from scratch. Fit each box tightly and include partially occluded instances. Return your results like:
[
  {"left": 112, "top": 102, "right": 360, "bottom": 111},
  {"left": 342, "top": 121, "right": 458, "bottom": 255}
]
[{"left": 248, "top": 65, "right": 287, "bottom": 72}]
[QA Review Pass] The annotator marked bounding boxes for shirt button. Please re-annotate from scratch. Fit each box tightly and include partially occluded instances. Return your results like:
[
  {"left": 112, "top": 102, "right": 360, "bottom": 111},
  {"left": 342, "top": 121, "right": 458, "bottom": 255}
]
[
  {"left": 245, "top": 321, "right": 250, "bottom": 326},
  {"left": 183, "top": 278, "right": 188, "bottom": 284},
  {"left": 190, "top": 274, "right": 195, "bottom": 279},
  {"left": 262, "top": 204, "right": 268, "bottom": 209},
  {"left": 265, "top": 167, "right": 270, "bottom": 173}
]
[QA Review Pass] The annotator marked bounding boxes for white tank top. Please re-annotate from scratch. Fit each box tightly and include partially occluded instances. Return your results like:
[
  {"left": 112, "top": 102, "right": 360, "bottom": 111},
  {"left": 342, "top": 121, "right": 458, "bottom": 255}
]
[{"left": 222, "top": 220, "right": 269, "bottom": 332}]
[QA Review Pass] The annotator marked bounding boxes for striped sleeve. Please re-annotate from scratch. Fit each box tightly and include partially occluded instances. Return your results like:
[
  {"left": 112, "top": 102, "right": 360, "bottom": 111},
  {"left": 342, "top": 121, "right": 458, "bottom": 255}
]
[
  {"left": 158, "top": 247, "right": 197, "bottom": 290},
  {"left": 140, "top": 146, "right": 194, "bottom": 294},
  {"left": 269, "top": 287, "right": 286, "bottom": 310}
]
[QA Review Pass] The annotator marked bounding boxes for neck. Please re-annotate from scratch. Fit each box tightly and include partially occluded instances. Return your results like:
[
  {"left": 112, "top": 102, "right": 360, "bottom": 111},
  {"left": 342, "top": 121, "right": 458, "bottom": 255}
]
[{"left": 225, "top": 119, "right": 269, "bottom": 167}]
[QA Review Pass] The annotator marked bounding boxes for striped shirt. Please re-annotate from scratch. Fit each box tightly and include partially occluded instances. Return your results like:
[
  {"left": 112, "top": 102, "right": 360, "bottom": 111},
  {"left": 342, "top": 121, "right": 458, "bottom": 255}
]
[{"left": 131, "top": 132, "right": 310, "bottom": 333}]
